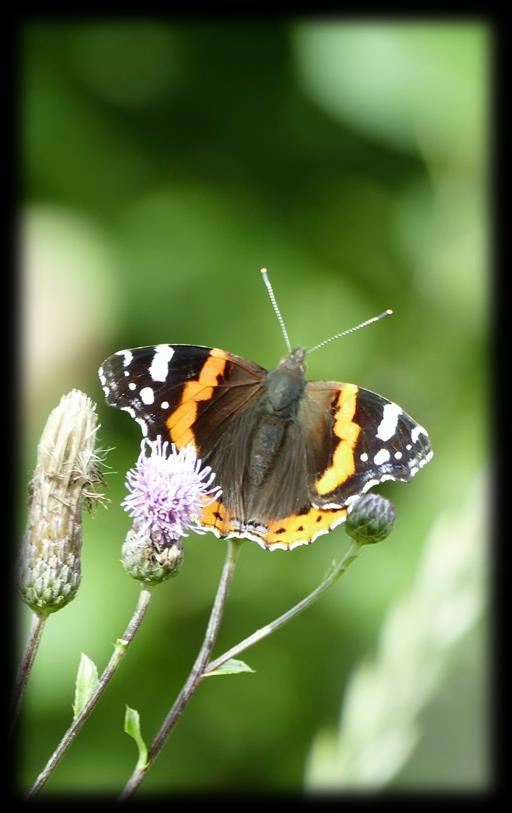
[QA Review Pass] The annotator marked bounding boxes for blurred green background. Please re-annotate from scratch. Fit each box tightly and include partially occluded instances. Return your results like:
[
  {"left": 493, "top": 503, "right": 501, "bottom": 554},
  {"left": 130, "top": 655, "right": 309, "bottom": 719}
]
[{"left": 20, "top": 20, "right": 489, "bottom": 794}]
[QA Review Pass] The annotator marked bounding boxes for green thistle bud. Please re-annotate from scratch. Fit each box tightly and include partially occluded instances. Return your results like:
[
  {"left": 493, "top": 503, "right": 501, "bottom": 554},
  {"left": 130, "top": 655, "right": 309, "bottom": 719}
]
[
  {"left": 18, "top": 390, "right": 105, "bottom": 613},
  {"left": 345, "top": 494, "right": 395, "bottom": 545},
  {"left": 122, "top": 523, "right": 184, "bottom": 585}
]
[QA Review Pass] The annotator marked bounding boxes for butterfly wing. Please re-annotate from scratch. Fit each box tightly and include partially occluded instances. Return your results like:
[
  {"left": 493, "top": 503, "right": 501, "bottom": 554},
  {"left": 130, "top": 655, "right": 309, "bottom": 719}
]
[
  {"left": 305, "top": 381, "right": 433, "bottom": 508},
  {"left": 201, "top": 380, "right": 433, "bottom": 552},
  {"left": 99, "top": 348, "right": 432, "bottom": 552},
  {"left": 100, "top": 343, "right": 274, "bottom": 539},
  {"left": 99, "top": 344, "right": 267, "bottom": 451}
]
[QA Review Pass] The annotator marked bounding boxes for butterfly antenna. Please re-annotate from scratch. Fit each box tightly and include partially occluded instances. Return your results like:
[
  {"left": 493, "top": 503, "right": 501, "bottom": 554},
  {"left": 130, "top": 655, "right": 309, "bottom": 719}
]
[
  {"left": 307, "top": 309, "right": 393, "bottom": 355},
  {"left": 260, "top": 268, "right": 292, "bottom": 353}
]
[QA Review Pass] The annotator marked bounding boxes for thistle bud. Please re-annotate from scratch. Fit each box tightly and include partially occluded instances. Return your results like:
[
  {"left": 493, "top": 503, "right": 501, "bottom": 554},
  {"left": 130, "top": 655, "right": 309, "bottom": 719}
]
[
  {"left": 122, "top": 524, "right": 184, "bottom": 584},
  {"left": 346, "top": 493, "right": 396, "bottom": 545},
  {"left": 121, "top": 437, "right": 221, "bottom": 585},
  {"left": 18, "top": 390, "right": 105, "bottom": 613}
]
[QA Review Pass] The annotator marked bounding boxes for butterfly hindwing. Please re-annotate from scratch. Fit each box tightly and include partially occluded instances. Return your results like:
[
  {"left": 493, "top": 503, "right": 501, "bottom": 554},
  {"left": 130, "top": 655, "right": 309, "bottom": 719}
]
[{"left": 199, "top": 497, "right": 349, "bottom": 551}]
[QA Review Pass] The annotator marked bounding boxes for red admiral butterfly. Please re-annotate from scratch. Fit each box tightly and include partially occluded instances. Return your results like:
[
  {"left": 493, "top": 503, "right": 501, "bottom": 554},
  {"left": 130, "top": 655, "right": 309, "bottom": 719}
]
[{"left": 99, "top": 271, "right": 432, "bottom": 550}]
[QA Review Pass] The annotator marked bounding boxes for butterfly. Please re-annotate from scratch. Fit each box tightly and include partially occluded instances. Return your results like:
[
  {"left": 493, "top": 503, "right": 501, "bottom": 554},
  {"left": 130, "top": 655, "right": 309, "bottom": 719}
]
[{"left": 99, "top": 272, "right": 432, "bottom": 551}]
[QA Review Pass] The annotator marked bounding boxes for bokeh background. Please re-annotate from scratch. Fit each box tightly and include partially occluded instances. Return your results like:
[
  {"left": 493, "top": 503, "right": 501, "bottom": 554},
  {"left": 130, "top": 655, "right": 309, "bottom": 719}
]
[{"left": 20, "top": 20, "right": 489, "bottom": 794}]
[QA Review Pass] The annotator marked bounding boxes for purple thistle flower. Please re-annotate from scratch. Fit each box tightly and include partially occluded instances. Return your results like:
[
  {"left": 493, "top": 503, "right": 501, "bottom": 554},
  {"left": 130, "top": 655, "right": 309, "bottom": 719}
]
[
  {"left": 121, "top": 438, "right": 221, "bottom": 584},
  {"left": 122, "top": 437, "right": 221, "bottom": 542}
]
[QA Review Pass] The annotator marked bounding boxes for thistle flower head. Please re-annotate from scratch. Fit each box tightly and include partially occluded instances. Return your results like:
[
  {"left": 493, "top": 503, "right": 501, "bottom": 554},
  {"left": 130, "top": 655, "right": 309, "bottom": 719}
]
[
  {"left": 18, "top": 390, "right": 106, "bottom": 614},
  {"left": 122, "top": 437, "right": 220, "bottom": 539},
  {"left": 121, "top": 437, "right": 221, "bottom": 584}
]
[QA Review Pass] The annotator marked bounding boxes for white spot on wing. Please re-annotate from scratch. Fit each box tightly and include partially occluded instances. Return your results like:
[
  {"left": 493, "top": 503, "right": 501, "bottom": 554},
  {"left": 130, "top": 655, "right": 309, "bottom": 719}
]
[
  {"left": 117, "top": 350, "right": 133, "bottom": 367},
  {"left": 360, "top": 452, "right": 368, "bottom": 462},
  {"left": 161, "top": 400, "right": 169, "bottom": 409},
  {"left": 411, "top": 424, "right": 428, "bottom": 444},
  {"left": 376, "top": 403, "right": 402, "bottom": 441},
  {"left": 150, "top": 345, "right": 174, "bottom": 383},
  {"left": 374, "top": 448, "right": 391, "bottom": 465},
  {"left": 140, "top": 386, "right": 154, "bottom": 405},
  {"left": 128, "top": 382, "right": 136, "bottom": 391}
]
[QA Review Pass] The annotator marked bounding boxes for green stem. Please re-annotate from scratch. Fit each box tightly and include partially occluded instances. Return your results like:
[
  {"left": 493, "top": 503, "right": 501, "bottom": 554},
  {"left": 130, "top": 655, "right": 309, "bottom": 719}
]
[
  {"left": 119, "top": 540, "right": 241, "bottom": 800},
  {"left": 28, "top": 586, "right": 153, "bottom": 798},
  {"left": 11, "top": 611, "right": 48, "bottom": 737},
  {"left": 204, "top": 540, "right": 362, "bottom": 676}
]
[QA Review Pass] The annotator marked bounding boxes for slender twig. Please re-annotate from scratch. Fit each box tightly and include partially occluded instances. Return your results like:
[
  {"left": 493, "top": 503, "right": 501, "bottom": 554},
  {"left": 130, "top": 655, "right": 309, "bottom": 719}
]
[
  {"left": 28, "top": 586, "right": 153, "bottom": 798},
  {"left": 11, "top": 611, "right": 48, "bottom": 736},
  {"left": 119, "top": 540, "right": 241, "bottom": 800},
  {"left": 204, "top": 540, "right": 361, "bottom": 676}
]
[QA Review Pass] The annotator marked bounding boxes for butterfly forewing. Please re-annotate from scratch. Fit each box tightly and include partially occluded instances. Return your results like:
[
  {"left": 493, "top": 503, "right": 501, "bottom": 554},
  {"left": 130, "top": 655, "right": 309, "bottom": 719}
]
[
  {"left": 99, "top": 344, "right": 266, "bottom": 450},
  {"left": 305, "top": 381, "right": 432, "bottom": 508}
]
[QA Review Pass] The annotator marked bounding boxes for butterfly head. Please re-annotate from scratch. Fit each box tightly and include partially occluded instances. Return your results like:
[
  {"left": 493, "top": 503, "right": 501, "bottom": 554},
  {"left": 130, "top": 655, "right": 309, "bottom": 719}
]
[{"left": 277, "top": 347, "right": 306, "bottom": 377}]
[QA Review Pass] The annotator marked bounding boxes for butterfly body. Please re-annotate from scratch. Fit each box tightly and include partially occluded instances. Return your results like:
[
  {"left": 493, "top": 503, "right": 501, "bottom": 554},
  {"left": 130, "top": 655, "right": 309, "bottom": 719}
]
[
  {"left": 246, "top": 348, "right": 305, "bottom": 485},
  {"left": 262, "top": 349, "right": 306, "bottom": 413},
  {"left": 99, "top": 340, "right": 432, "bottom": 551}
]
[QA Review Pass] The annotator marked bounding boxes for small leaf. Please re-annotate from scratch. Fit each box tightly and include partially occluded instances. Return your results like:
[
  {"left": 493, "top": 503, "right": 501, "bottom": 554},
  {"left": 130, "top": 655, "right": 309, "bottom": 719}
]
[
  {"left": 73, "top": 653, "right": 99, "bottom": 720},
  {"left": 124, "top": 706, "right": 148, "bottom": 771},
  {"left": 206, "top": 658, "right": 255, "bottom": 677},
  {"left": 113, "top": 638, "right": 128, "bottom": 660}
]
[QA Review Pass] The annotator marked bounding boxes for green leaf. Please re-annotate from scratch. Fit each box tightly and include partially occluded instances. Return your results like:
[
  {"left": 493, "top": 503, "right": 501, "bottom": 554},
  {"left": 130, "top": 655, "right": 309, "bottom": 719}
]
[
  {"left": 206, "top": 658, "right": 255, "bottom": 677},
  {"left": 73, "top": 653, "right": 99, "bottom": 720},
  {"left": 124, "top": 706, "right": 148, "bottom": 771}
]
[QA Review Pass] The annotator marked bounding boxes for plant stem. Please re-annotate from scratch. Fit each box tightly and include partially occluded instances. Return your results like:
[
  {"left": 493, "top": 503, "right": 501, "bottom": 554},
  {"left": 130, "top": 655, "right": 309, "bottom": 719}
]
[
  {"left": 11, "top": 611, "right": 48, "bottom": 736},
  {"left": 28, "top": 586, "right": 153, "bottom": 798},
  {"left": 204, "top": 540, "right": 361, "bottom": 677},
  {"left": 119, "top": 539, "right": 241, "bottom": 800}
]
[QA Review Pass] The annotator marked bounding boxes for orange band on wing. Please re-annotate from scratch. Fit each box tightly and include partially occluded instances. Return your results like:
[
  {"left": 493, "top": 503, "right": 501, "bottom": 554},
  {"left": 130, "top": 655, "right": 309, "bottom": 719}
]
[
  {"left": 315, "top": 384, "right": 360, "bottom": 495},
  {"left": 198, "top": 501, "right": 348, "bottom": 549},
  {"left": 165, "top": 349, "right": 227, "bottom": 450},
  {"left": 200, "top": 499, "right": 233, "bottom": 535},
  {"left": 262, "top": 506, "right": 348, "bottom": 548}
]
